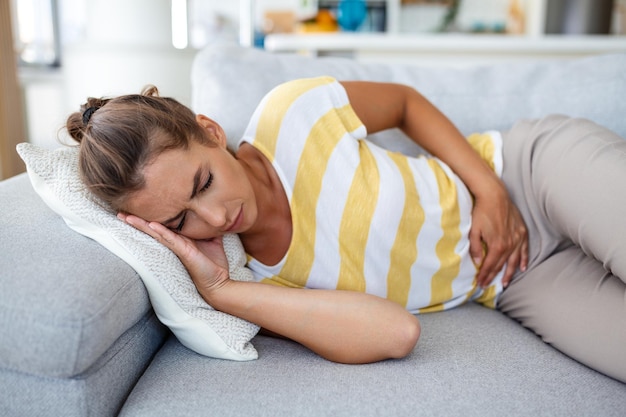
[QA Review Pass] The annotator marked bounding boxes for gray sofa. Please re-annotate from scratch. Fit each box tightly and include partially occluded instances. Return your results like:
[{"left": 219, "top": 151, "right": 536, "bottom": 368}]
[{"left": 2, "top": 44, "right": 626, "bottom": 417}]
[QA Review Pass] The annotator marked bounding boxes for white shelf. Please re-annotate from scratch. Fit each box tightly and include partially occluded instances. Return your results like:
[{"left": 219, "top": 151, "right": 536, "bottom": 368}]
[
  {"left": 264, "top": 33, "right": 626, "bottom": 66},
  {"left": 266, "top": 33, "right": 625, "bottom": 53}
]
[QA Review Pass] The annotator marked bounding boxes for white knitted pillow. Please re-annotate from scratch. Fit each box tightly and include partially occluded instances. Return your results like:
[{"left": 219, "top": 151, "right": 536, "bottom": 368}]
[{"left": 16, "top": 143, "right": 259, "bottom": 361}]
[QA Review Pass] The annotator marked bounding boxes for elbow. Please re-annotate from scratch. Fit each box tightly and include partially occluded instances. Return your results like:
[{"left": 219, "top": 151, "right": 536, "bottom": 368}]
[
  {"left": 389, "top": 313, "right": 421, "bottom": 359},
  {"left": 323, "top": 312, "right": 420, "bottom": 364}
]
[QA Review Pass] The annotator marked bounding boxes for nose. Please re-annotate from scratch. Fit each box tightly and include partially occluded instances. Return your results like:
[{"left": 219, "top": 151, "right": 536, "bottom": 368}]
[{"left": 194, "top": 200, "right": 227, "bottom": 229}]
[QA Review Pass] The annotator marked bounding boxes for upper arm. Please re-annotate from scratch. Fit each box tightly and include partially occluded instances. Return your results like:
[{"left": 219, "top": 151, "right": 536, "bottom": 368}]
[{"left": 340, "top": 81, "right": 413, "bottom": 135}]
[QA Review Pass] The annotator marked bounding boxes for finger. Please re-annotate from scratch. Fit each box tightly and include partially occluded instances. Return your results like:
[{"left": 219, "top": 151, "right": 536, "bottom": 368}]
[
  {"left": 477, "top": 245, "right": 508, "bottom": 288},
  {"left": 147, "top": 221, "right": 177, "bottom": 245},
  {"left": 475, "top": 240, "right": 500, "bottom": 283},
  {"left": 468, "top": 227, "right": 484, "bottom": 267},
  {"left": 122, "top": 214, "right": 190, "bottom": 257},
  {"left": 501, "top": 252, "right": 520, "bottom": 288},
  {"left": 519, "top": 235, "right": 529, "bottom": 273},
  {"left": 120, "top": 213, "right": 159, "bottom": 237}
]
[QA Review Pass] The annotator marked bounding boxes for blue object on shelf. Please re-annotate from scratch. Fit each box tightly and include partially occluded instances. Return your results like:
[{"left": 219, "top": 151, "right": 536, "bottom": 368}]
[{"left": 337, "top": 0, "right": 367, "bottom": 31}]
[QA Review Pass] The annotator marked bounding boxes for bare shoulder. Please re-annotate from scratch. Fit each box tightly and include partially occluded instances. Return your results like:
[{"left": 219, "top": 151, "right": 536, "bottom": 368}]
[{"left": 339, "top": 81, "right": 411, "bottom": 134}]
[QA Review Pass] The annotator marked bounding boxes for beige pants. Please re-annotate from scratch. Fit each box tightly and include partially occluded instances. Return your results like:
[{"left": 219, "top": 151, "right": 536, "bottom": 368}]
[{"left": 497, "top": 115, "right": 626, "bottom": 383}]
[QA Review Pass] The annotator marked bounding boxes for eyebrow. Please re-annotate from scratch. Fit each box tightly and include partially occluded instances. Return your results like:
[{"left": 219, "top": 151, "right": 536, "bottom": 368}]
[{"left": 161, "top": 167, "right": 202, "bottom": 225}]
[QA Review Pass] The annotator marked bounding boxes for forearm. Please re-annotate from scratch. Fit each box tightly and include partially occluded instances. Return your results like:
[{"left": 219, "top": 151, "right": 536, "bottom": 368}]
[
  {"left": 343, "top": 81, "right": 505, "bottom": 198},
  {"left": 400, "top": 89, "right": 505, "bottom": 198},
  {"left": 119, "top": 214, "right": 418, "bottom": 363},
  {"left": 203, "top": 280, "right": 420, "bottom": 364}
]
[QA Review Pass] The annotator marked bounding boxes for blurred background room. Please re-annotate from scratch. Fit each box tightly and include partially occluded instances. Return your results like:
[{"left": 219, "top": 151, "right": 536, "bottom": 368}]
[{"left": 2, "top": 0, "right": 626, "bottom": 179}]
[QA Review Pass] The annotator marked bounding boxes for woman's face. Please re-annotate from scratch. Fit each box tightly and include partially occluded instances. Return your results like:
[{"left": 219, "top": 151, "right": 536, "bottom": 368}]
[{"left": 123, "top": 126, "right": 257, "bottom": 241}]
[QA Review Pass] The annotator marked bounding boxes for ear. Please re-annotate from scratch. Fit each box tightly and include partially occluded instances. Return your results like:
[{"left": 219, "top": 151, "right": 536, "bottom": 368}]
[{"left": 195, "top": 114, "right": 228, "bottom": 148}]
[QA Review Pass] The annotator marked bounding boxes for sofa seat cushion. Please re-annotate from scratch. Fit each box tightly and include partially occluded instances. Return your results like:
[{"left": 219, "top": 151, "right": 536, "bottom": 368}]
[
  {"left": 120, "top": 303, "right": 626, "bottom": 417},
  {"left": 0, "top": 174, "right": 152, "bottom": 378}
]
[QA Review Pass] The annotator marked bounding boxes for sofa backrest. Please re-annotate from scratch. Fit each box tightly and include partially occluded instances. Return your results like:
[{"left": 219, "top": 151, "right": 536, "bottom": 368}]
[{"left": 192, "top": 43, "right": 626, "bottom": 155}]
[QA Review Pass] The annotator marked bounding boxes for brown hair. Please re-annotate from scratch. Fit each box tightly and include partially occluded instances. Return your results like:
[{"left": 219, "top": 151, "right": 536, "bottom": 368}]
[{"left": 66, "top": 86, "right": 213, "bottom": 211}]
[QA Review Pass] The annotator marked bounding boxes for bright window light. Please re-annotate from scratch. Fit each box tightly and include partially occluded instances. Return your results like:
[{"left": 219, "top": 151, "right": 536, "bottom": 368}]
[
  {"left": 171, "top": 0, "right": 188, "bottom": 49},
  {"left": 15, "top": 0, "right": 59, "bottom": 65}
]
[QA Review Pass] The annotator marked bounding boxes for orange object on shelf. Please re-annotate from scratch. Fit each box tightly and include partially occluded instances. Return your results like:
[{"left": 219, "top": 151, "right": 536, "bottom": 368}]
[
  {"left": 298, "top": 9, "right": 339, "bottom": 33},
  {"left": 507, "top": 0, "right": 526, "bottom": 34}
]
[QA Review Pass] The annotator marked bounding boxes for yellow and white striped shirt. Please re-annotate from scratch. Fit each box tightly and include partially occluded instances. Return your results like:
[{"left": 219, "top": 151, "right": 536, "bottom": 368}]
[{"left": 240, "top": 77, "right": 504, "bottom": 312}]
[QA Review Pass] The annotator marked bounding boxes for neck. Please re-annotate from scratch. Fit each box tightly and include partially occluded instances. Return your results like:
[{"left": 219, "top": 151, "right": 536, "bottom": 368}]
[{"left": 235, "top": 143, "right": 291, "bottom": 264}]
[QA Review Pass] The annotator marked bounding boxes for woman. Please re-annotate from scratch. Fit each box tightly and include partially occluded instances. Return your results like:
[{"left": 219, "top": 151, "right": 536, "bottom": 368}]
[{"left": 67, "top": 77, "right": 626, "bottom": 381}]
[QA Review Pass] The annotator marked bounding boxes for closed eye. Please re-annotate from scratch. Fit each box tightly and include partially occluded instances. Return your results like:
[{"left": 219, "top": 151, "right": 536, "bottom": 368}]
[
  {"left": 174, "top": 213, "right": 186, "bottom": 233},
  {"left": 173, "top": 173, "right": 211, "bottom": 233},
  {"left": 200, "top": 172, "right": 213, "bottom": 193}
]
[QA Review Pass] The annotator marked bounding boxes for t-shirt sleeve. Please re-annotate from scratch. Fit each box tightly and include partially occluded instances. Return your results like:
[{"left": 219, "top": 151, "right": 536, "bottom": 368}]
[
  {"left": 466, "top": 131, "right": 504, "bottom": 177},
  {"left": 238, "top": 76, "right": 367, "bottom": 163}
]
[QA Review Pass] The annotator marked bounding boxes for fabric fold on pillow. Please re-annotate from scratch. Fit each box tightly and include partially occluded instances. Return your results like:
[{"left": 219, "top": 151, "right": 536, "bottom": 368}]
[{"left": 16, "top": 142, "right": 259, "bottom": 361}]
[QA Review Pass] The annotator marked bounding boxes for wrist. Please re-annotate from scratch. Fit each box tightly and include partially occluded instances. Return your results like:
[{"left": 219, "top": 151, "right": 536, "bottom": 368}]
[
  {"left": 469, "top": 175, "right": 507, "bottom": 199},
  {"left": 194, "top": 267, "right": 232, "bottom": 306}
]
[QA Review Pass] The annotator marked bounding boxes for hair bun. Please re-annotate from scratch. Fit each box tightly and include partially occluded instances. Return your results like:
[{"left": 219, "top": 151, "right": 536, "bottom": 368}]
[
  {"left": 82, "top": 106, "right": 99, "bottom": 125},
  {"left": 66, "top": 97, "right": 111, "bottom": 143},
  {"left": 141, "top": 85, "right": 160, "bottom": 97},
  {"left": 66, "top": 111, "right": 86, "bottom": 143}
]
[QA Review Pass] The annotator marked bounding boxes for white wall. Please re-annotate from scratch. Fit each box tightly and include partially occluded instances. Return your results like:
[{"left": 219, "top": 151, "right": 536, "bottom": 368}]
[
  {"left": 45, "top": 0, "right": 311, "bottom": 147},
  {"left": 62, "top": 0, "right": 195, "bottom": 120},
  {"left": 26, "top": 0, "right": 201, "bottom": 148}
]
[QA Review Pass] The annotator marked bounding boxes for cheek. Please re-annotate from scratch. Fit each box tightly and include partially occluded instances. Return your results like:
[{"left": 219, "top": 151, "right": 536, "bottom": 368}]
[{"left": 179, "top": 215, "right": 217, "bottom": 240}]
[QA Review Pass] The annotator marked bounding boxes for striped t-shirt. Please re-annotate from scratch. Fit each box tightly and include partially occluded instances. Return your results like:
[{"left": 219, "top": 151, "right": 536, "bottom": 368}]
[{"left": 239, "top": 76, "right": 505, "bottom": 313}]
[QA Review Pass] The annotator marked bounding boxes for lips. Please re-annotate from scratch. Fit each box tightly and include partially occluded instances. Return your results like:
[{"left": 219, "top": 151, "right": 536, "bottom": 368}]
[{"left": 225, "top": 205, "right": 244, "bottom": 233}]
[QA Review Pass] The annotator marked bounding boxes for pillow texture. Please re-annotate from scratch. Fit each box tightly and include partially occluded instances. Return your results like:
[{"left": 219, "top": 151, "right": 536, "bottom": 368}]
[{"left": 16, "top": 142, "right": 260, "bottom": 361}]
